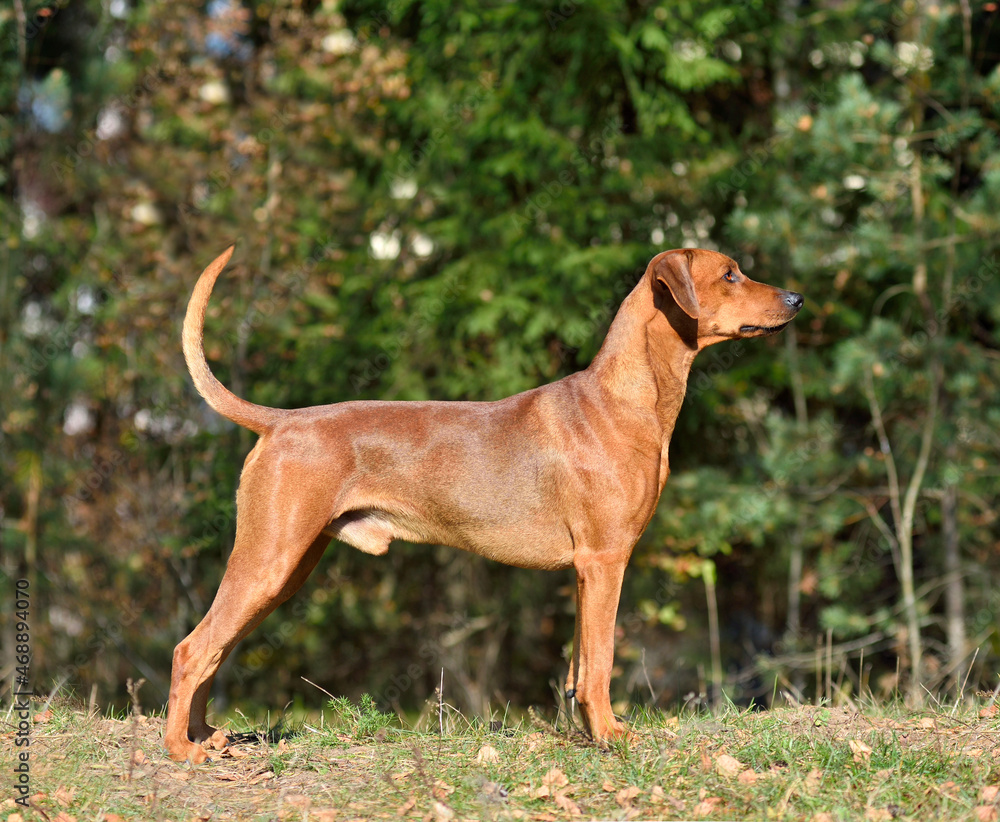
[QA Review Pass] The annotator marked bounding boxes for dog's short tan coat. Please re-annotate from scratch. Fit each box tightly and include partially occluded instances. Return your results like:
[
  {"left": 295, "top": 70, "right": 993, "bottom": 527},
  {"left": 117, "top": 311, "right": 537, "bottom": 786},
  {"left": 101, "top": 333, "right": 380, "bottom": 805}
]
[{"left": 164, "top": 246, "right": 803, "bottom": 762}]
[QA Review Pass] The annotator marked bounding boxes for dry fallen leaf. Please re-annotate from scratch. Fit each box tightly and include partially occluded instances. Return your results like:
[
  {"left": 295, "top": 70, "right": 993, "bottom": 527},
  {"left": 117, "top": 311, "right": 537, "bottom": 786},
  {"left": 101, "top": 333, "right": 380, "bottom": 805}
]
[
  {"left": 811, "top": 813, "right": 835, "bottom": 822},
  {"left": 918, "top": 717, "right": 936, "bottom": 729},
  {"left": 432, "top": 800, "right": 454, "bottom": 821},
  {"left": 649, "top": 785, "right": 665, "bottom": 804},
  {"left": 554, "top": 792, "right": 582, "bottom": 817},
  {"left": 864, "top": 808, "right": 892, "bottom": 821},
  {"left": 692, "top": 796, "right": 723, "bottom": 817},
  {"left": 543, "top": 768, "right": 568, "bottom": 790},
  {"left": 849, "top": 739, "right": 873, "bottom": 764},
  {"left": 976, "top": 807, "right": 999, "bottom": 822},
  {"left": 55, "top": 786, "right": 76, "bottom": 807},
  {"left": 533, "top": 767, "right": 571, "bottom": 799},
  {"left": 397, "top": 795, "right": 417, "bottom": 815},
  {"left": 276, "top": 738, "right": 290, "bottom": 752},
  {"left": 981, "top": 786, "right": 1000, "bottom": 802},
  {"left": 615, "top": 786, "right": 641, "bottom": 807},
  {"left": 476, "top": 744, "right": 500, "bottom": 764},
  {"left": 602, "top": 780, "right": 617, "bottom": 792},
  {"left": 131, "top": 748, "right": 146, "bottom": 767},
  {"left": 804, "top": 768, "right": 823, "bottom": 794},
  {"left": 53, "top": 813, "right": 77, "bottom": 822},
  {"left": 311, "top": 811, "right": 337, "bottom": 822},
  {"left": 714, "top": 753, "right": 746, "bottom": 778},
  {"left": 980, "top": 705, "right": 998, "bottom": 718},
  {"left": 738, "top": 769, "right": 760, "bottom": 785},
  {"left": 101, "top": 815, "right": 125, "bottom": 822},
  {"left": 34, "top": 710, "right": 54, "bottom": 724}
]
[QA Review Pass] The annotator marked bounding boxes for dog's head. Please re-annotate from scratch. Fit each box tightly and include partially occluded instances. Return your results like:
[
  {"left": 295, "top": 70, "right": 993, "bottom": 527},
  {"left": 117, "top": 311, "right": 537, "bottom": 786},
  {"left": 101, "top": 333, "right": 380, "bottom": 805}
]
[{"left": 649, "top": 248, "right": 803, "bottom": 348}]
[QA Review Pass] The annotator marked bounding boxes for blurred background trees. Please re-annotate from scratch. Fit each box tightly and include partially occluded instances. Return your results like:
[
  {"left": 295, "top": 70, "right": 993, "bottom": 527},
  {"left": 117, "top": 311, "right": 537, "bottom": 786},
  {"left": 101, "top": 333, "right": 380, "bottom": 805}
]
[{"left": 2, "top": 0, "right": 999, "bottom": 723}]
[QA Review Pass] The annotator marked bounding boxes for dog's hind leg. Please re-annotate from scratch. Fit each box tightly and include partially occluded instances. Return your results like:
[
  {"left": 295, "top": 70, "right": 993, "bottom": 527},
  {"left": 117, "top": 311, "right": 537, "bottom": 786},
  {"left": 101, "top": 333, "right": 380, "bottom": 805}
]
[{"left": 165, "top": 484, "right": 331, "bottom": 762}]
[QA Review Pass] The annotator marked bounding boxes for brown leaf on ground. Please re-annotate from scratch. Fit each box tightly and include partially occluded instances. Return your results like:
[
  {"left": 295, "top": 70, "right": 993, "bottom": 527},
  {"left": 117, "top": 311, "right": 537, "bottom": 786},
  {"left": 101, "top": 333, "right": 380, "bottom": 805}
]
[
  {"left": 476, "top": 744, "right": 500, "bottom": 764},
  {"left": 101, "top": 815, "right": 125, "bottom": 822},
  {"left": 981, "top": 785, "right": 1000, "bottom": 802},
  {"left": 131, "top": 748, "right": 146, "bottom": 766},
  {"left": 850, "top": 739, "right": 873, "bottom": 764},
  {"left": 714, "top": 753, "right": 746, "bottom": 778},
  {"left": 432, "top": 780, "right": 455, "bottom": 799},
  {"left": 533, "top": 768, "right": 570, "bottom": 799},
  {"left": 432, "top": 800, "right": 454, "bottom": 821},
  {"left": 804, "top": 768, "right": 824, "bottom": 794},
  {"left": 980, "top": 705, "right": 998, "bottom": 718},
  {"left": 54, "top": 785, "right": 76, "bottom": 807},
  {"left": 524, "top": 732, "right": 544, "bottom": 752},
  {"left": 397, "top": 795, "right": 417, "bottom": 815},
  {"left": 738, "top": 769, "right": 760, "bottom": 785},
  {"left": 692, "top": 796, "right": 723, "bottom": 817},
  {"left": 615, "top": 786, "right": 640, "bottom": 807},
  {"left": 976, "top": 807, "right": 999, "bottom": 822},
  {"left": 312, "top": 812, "right": 337, "bottom": 822},
  {"left": 602, "top": 780, "right": 617, "bottom": 792},
  {"left": 649, "top": 785, "right": 665, "bottom": 804},
  {"left": 276, "top": 738, "right": 290, "bottom": 752},
  {"left": 542, "top": 768, "right": 568, "bottom": 790},
  {"left": 53, "top": 813, "right": 77, "bottom": 822},
  {"left": 553, "top": 792, "right": 582, "bottom": 817},
  {"left": 864, "top": 807, "right": 892, "bottom": 821},
  {"left": 811, "top": 813, "right": 835, "bottom": 822},
  {"left": 34, "top": 710, "right": 54, "bottom": 724}
]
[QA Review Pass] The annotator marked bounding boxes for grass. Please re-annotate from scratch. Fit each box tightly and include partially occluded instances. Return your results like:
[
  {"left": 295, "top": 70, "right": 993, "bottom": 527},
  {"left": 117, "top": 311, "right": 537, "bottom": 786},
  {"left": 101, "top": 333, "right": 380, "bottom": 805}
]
[{"left": 4, "top": 696, "right": 1000, "bottom": 821}]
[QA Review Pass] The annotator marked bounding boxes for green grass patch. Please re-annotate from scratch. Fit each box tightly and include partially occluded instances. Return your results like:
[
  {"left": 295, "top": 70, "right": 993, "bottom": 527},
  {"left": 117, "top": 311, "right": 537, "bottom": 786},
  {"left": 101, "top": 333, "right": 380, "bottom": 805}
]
[{"left": 5, "top": 699, "right": 1000, "bottom": 820}]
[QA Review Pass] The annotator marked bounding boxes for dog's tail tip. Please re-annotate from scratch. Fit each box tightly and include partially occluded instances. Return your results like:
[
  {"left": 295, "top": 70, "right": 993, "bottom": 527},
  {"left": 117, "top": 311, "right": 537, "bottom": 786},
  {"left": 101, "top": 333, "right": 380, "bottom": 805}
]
[{"left": 183, "top": 245, "right": 280, "bottom": 436}]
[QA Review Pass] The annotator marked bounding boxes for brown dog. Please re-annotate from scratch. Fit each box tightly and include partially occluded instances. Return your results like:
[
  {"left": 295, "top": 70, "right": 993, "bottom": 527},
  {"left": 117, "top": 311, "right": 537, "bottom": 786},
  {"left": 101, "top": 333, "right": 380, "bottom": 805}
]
[{"left": 164, "top": 246, "right": 803, "bottom": 762}]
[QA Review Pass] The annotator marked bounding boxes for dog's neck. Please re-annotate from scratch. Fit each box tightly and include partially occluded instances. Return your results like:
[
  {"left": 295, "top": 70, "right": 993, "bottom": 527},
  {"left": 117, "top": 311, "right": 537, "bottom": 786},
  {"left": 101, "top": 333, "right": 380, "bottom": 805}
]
[{"left": 588, "top": 277, "right": 699, "bottom": 443}]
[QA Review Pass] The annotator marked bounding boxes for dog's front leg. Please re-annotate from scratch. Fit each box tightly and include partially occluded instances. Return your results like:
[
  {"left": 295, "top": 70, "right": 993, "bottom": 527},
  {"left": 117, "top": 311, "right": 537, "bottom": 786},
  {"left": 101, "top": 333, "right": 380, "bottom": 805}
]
[{"left": 570, "top": 548, "right": 631, "bottom": 744}]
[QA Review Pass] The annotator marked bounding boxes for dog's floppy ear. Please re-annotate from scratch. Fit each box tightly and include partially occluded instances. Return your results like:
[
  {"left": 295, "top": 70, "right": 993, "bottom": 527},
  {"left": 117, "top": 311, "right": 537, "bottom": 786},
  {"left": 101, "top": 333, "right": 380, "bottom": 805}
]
[{"left": 652, "top": 250, "right": 700, "bottom": 319}]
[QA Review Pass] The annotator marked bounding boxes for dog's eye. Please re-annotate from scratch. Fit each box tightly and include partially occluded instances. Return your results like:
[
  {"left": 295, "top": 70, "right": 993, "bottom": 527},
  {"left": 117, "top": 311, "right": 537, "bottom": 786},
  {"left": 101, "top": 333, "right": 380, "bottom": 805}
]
[{"left": 722, "top": 271, "right": 737, "bottom": 283}]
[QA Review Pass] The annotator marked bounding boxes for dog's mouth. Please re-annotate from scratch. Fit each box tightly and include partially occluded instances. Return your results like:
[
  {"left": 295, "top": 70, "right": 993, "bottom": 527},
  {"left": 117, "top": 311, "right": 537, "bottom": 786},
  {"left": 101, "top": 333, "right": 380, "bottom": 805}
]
[{"left": 739, "top": 321, "right": 790, "bottom": 336}]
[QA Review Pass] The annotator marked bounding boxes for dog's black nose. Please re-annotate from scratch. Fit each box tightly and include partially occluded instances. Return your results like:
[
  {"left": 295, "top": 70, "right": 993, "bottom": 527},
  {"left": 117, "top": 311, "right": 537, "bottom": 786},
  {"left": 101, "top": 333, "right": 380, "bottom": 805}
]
[{"left": 784, "top": 291, "right": 804, "bottom": 310}]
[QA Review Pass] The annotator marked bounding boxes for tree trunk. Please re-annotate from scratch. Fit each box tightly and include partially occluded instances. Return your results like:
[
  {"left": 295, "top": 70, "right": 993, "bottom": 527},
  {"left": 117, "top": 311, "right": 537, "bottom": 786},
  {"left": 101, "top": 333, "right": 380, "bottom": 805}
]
[{"left": 942, "top": 483, "right": 966, "bottom": 694}]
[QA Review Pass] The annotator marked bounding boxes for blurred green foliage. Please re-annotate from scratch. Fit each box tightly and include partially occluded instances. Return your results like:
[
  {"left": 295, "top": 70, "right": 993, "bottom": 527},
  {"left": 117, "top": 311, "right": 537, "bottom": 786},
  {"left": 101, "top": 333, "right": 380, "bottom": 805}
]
[{"left": 2, "top": 0, "right": 999, "bottom": 719}]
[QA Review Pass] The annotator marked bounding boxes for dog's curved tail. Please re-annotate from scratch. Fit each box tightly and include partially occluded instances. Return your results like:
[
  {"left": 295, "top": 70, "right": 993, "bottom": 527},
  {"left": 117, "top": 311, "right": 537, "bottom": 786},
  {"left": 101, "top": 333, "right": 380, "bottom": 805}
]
[{"left": 182, "top": 246, "right": 283, "bottom": 435}]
